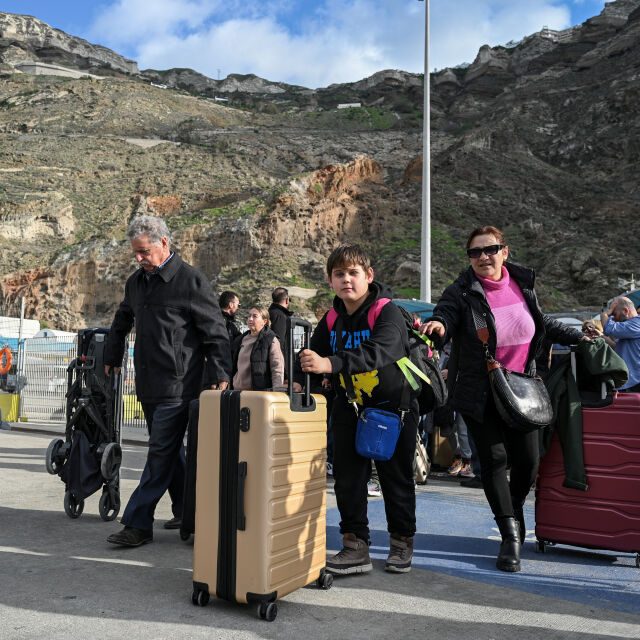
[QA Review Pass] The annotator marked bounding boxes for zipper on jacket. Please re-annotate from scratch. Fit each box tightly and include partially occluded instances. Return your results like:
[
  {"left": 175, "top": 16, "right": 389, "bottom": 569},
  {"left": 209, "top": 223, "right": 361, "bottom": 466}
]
[{"left": 216, "top": 390, "right": 241, "bottom": 601}]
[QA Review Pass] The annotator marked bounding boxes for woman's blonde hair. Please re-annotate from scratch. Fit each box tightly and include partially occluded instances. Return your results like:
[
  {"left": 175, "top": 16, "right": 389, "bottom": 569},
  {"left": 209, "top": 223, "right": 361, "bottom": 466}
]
[
  {"left": 249, "top": 306, "right": 270, "bottom": 326},
  {"left": 583, "top": 318, "right": 603, "bottom": 332}
]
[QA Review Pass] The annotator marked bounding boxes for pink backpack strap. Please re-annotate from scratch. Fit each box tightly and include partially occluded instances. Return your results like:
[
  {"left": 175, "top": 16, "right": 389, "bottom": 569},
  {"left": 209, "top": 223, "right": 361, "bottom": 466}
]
[
  {"left": 367, "top": 298, "right": 391, "bottom": 330},
  {"left": 326, "top": 298, "right": 390, "bottom": 333},
  {"left": 326, "top": 308, "right": 338, "bottom": 332}
]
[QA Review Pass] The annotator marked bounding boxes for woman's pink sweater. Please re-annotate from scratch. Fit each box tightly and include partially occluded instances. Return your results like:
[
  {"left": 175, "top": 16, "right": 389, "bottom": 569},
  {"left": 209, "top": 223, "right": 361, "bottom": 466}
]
[{"left": 477, "top": 266, "right": 535, "bottom": 373}]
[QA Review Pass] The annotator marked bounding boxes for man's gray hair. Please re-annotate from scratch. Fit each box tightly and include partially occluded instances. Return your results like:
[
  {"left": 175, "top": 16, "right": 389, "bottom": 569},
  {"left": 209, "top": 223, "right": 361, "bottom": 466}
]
[
  {"left": 127, "top": 215, "right": 171, "bottom": 247},
  {"left": 615, "top": 297, "right": 635, "bottom": 312}
]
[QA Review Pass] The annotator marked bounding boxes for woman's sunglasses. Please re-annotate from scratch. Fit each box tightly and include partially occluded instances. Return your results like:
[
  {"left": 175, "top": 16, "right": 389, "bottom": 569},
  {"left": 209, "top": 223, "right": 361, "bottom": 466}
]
[{"left": 466, "top": 244, "right": 505, "bottom": 259}]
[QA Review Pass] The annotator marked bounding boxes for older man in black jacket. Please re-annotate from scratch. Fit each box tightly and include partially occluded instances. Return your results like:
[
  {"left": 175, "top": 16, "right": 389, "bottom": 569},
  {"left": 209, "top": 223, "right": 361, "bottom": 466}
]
[{"left": 104, "top": 215, "right": 231, "bottom": 547}]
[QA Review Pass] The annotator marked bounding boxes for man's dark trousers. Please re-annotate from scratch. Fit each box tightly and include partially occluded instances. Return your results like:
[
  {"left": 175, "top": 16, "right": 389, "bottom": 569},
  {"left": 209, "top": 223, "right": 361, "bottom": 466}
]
[{"left": 121, "top": 401, "right": 190, "bottom": 531}]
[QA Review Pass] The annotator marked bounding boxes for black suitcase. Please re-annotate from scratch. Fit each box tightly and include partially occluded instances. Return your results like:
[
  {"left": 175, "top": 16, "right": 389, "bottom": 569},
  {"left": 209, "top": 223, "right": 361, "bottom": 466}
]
[{"left": 180, "top": 398, "right": 200, "bottom": 540}]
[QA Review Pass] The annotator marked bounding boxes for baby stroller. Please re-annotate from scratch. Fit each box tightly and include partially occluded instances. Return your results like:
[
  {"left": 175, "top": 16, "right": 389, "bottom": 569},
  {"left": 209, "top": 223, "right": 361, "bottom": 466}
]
[{"left": 45, "top": 328, "right": 125, "bottom": 521}]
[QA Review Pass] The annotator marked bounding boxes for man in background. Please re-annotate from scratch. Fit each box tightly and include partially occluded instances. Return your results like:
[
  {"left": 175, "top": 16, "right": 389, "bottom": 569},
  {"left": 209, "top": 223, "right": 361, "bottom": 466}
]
[
  {"left": 269, "top": 287, "right": 293, "bottom": 377},
  {"left": 219, "top": 290, "right": 241, "bottom": 342},
  {"left": 602, "top": 297, "right": 640, "bottom": 392}
]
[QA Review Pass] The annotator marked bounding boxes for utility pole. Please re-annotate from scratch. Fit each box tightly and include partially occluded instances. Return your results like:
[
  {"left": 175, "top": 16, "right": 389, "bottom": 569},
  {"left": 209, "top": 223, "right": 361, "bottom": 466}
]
[{"left": 418, "top": 0, "right": 431, "bottom": 302}]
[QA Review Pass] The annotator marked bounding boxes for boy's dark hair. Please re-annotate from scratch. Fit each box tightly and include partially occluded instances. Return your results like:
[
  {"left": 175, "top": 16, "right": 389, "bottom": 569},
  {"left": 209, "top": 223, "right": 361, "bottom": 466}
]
[
  {"left": 326, "top": 244, "right": 371, "bottom": 277},
  {"left": 466, "top": 225, "right": 506, "bottom": 248},
  {"left": 219, "top": 290, "right": 239, "bottom": 309},
  {"left": 271, "top": 287, "right": 289, "bottom": 304}
]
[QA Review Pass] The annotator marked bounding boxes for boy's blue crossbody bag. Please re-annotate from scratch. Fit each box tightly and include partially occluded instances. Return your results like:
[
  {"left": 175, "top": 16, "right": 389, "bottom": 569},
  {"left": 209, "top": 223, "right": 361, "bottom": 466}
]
[
  {"left": 331, "top": 311, "right": 407, "bottom": 462},
  {"left": 354, "top": 407, "right": 402, "bottom": 461}
]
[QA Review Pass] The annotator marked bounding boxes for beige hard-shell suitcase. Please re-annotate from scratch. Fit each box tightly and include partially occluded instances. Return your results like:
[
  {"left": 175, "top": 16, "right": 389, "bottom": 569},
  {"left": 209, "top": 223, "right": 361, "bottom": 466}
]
[{"left": 191, "top": 320, "right": 331, "bottom": 622}]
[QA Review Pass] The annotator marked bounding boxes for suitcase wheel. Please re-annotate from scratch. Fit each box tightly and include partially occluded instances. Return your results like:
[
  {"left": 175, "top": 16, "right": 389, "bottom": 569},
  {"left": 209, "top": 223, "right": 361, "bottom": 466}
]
[
  {"left": 535, "top": 540, "right": 546, "bottom": 554},
  {"left": 258, "top": 601, "right": 277, "bottom": 622},
  {"left": 179, "top": 529, "right": 192, "bottom": 542},
  {"left": 98, "top": 489, "right": 121, "bottom": 522},
  {"left": 64, "top": 491, "right": 84, "bottom": 519},
  {"left": 45, "top": 438, "right": 67, "bottom": 475},
  {"left": 316, "top": 570, "right": 333, "bottom": 590},
  {"left": 191, "top": 588, "right": 210, "bottom": 607}
]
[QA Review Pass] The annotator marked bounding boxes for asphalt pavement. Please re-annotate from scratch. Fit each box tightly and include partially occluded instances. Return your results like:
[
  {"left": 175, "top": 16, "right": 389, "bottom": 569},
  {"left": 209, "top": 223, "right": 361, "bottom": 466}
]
[{"left": 1, "top": 426, "right": 640, "bottom": 640}]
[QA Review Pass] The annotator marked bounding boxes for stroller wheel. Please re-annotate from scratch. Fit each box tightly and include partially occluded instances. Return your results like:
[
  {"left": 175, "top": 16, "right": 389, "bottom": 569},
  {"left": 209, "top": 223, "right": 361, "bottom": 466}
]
[
  {"left": 99, "top": 490, "right": 121, "bottom": 521},
  {"left": 64, "top": 491, "right": 84, "bottom": 519},
  {"left": 45, "top": 438, "right": 66, "bottom": 475},
  {"left": 100, "top": 443, "right": 122, "bottom": 481}
]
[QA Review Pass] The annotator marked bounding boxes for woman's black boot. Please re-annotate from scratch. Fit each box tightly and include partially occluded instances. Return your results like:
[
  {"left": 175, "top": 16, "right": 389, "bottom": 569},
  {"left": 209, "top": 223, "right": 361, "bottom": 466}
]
[
  {"left": 495, "top": 516, "right": 521, "bottom": 572},
  {"left": 511, "top": 497, "right": 526, "bottom": 543}
]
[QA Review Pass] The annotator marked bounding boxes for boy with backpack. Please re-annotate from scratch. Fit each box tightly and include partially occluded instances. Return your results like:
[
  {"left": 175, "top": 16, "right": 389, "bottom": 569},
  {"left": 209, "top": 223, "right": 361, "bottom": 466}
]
[{"left": 298, "top": 244, "right": 419, "bottom": 574}]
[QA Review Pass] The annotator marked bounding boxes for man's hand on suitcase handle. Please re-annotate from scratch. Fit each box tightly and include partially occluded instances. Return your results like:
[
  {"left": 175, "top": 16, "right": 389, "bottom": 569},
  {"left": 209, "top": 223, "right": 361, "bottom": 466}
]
[
  {"left": 211, "top": 382, "right": 229, "bottom": 390},
  {"left": 299, "top": 349, "right": 332, "bottom": 374}
]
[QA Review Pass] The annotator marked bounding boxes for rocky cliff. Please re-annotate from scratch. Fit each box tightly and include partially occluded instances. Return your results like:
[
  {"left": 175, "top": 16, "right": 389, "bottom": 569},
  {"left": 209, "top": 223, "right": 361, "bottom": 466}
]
[
  {"left": 0, "top": 1, "right": 639, "bottom": 330},
  {"left": 0, "top": 12, "right": 137, "bottom": 75}
]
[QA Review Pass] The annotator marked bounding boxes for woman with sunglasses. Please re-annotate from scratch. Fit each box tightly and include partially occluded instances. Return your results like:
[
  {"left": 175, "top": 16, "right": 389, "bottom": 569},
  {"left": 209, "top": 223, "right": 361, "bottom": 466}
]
[{"left": 421, "top": 225, "right": 586, "bottom": 573}]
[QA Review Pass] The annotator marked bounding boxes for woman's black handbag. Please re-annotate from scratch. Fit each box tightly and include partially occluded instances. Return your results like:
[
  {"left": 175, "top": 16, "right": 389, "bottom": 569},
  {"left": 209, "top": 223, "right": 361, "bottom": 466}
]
[
  {"left": 471, "top": 309, "right": 553, "bottom": 432},
  {"left": 487, "top": 364, "right": 553, "bottom": 432}
]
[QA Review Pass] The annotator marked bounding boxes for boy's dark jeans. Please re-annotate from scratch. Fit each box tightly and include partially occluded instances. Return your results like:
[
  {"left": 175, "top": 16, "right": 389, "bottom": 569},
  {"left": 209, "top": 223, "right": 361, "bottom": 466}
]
[{"left": 332, "top": 400, "right": 418, "bottom": 543}]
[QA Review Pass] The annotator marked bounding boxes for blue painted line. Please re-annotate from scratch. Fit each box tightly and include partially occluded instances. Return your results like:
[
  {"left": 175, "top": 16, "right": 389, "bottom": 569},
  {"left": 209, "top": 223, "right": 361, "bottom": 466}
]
[{"left": 327, "top": 489, "right": 640, "bottom": 615}]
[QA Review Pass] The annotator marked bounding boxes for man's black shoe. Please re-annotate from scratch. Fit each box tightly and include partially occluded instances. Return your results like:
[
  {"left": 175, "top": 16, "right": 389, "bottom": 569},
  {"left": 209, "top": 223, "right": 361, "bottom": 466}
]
[
  {"left": 460, "top": 476, "right": 483, "bottom": 489},
  {"left": 163, "top": 516, "right": 182, "bottom": 530},
  {"left": 107, "top": 526, "right": 153, "bottom": 547}
]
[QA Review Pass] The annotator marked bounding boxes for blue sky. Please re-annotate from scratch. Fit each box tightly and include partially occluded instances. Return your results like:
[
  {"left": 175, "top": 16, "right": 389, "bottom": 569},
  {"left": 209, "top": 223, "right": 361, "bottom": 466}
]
[{"left": 1, "top": 1, "right": 608, "bottom": 87}]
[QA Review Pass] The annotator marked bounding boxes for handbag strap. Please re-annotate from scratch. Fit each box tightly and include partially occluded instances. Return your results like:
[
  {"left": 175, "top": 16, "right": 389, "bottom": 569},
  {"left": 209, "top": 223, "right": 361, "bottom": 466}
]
[{"left": 470, "top": 307, "right": 501, "bottom": 372}]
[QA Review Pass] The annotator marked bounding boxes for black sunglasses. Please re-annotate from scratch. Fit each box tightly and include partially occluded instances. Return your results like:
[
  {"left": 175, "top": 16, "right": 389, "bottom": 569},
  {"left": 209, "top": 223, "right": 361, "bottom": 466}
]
[{"left": 466, "top": 244, "right": 505, "bottom": 259}]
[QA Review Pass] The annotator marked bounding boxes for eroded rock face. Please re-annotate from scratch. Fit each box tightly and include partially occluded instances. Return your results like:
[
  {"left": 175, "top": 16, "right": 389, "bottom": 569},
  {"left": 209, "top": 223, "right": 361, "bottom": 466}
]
[
  {"left": 0, "top": 157, "right": 394, "bottom": 329},
  {"left": 258, "top": 157, "right": 389, "bottom": 256},
  {"left": 0, "top": 11, "right": 137, "bottom": 74},
  {"left": 0, "top": 191, "right": 75, "bottom": 240}
]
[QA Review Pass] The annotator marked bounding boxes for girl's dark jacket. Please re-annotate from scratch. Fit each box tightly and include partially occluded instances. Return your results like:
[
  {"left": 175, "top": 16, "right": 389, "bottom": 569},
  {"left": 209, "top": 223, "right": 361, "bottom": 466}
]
[
  {"left": 430, "top": 263, "right": 583, "bottom": 422},
  {"left": 231, "top": 326, "right": 278, "bottom": 391},
  {"left": 104, "top": 253, "right": 232, "bottom": 404},
  {"left": 308, "top": 281, "right": 412, "bottom": 412}
]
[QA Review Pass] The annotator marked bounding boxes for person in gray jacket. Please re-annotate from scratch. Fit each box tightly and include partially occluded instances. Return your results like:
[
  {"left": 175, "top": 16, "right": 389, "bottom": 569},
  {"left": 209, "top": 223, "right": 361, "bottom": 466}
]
[{"left": 104, "top": 215, "right": 231, "bottom": 547}]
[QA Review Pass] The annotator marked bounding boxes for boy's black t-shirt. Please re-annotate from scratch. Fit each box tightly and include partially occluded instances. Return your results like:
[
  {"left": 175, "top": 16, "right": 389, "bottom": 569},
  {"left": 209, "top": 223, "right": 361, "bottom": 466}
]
[{"left": 310, "top": 281, "right": 410, "bottom": 412}]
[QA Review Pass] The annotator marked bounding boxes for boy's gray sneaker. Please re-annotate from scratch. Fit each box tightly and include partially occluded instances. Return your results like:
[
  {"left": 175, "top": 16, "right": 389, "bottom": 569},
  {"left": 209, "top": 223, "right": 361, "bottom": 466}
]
[
  {"left": 326, "top": 533, "right": 373, "bottom": 575},
  {"left": 385, "top": 534, "right": 414, "bottom": 573}
]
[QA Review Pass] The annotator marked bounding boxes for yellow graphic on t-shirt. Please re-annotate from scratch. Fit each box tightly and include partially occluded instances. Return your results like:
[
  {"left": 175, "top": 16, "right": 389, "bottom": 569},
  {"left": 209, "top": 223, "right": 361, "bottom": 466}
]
[{"left": 339, "top": 370, "right": 379, "bottom": 405}]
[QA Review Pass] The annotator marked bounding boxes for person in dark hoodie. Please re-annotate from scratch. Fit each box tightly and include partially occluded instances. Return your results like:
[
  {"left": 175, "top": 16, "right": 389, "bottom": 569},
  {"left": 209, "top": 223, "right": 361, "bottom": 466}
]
[
  {"left": 420, "top": 225, "right": 588, "bottom": 573},
  {"left": 268, "top": 287, "right": 293, "bottom": 376},
  {"left": 298, "top": 244, "right": 418, "bottom": 575},
  {"left": 219, "top": 290, "right": 242, "bottom": 342}
]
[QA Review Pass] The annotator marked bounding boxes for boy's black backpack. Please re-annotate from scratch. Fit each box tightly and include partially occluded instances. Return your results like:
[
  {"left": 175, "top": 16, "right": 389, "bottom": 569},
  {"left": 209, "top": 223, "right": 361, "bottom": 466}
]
[
  {"left": 394, "top": 305, "right": 448, "bottom": 415},
  {"left": 326, "top": 299, "right": 447, "bottom": 416}
]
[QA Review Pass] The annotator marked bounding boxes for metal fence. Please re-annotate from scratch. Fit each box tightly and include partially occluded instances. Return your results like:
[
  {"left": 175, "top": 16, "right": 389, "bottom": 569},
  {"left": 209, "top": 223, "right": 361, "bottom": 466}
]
[
  {"left": 19, "top": 337, "right": 73, "bottom": 421},
  {"left": 1, "top": 295, "right": 306, "bottom": 428},
  {"left": 15, "top": 335, "right": 146, "bottom": 430}
]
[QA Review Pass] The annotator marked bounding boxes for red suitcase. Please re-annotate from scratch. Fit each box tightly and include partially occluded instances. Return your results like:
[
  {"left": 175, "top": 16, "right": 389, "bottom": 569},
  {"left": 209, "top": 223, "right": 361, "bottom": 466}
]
[{"left": 535, "top": 391, "right": 640, "bottom": 566}]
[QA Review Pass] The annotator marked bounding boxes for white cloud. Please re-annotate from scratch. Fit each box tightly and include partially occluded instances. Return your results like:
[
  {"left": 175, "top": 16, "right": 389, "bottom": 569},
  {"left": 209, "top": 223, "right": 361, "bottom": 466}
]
[
  {"left": 87, "top": 0, "right": 593, "bottom": 88},
  {"left": 430, "top": 1, "right": 572, "bottom": 71}
]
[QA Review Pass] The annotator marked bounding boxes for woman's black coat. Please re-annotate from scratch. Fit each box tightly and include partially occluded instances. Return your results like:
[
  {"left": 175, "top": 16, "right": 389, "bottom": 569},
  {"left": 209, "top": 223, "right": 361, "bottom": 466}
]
[{"left": 430, "top": 262, "right": 583, "bottom": 422}]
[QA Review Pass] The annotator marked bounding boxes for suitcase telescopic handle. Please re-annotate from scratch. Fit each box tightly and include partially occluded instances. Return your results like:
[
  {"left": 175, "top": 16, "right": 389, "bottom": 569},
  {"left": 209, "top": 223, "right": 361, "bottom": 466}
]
[{"left": 287, "top": 317, "right": 313, "bottom": 409}]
